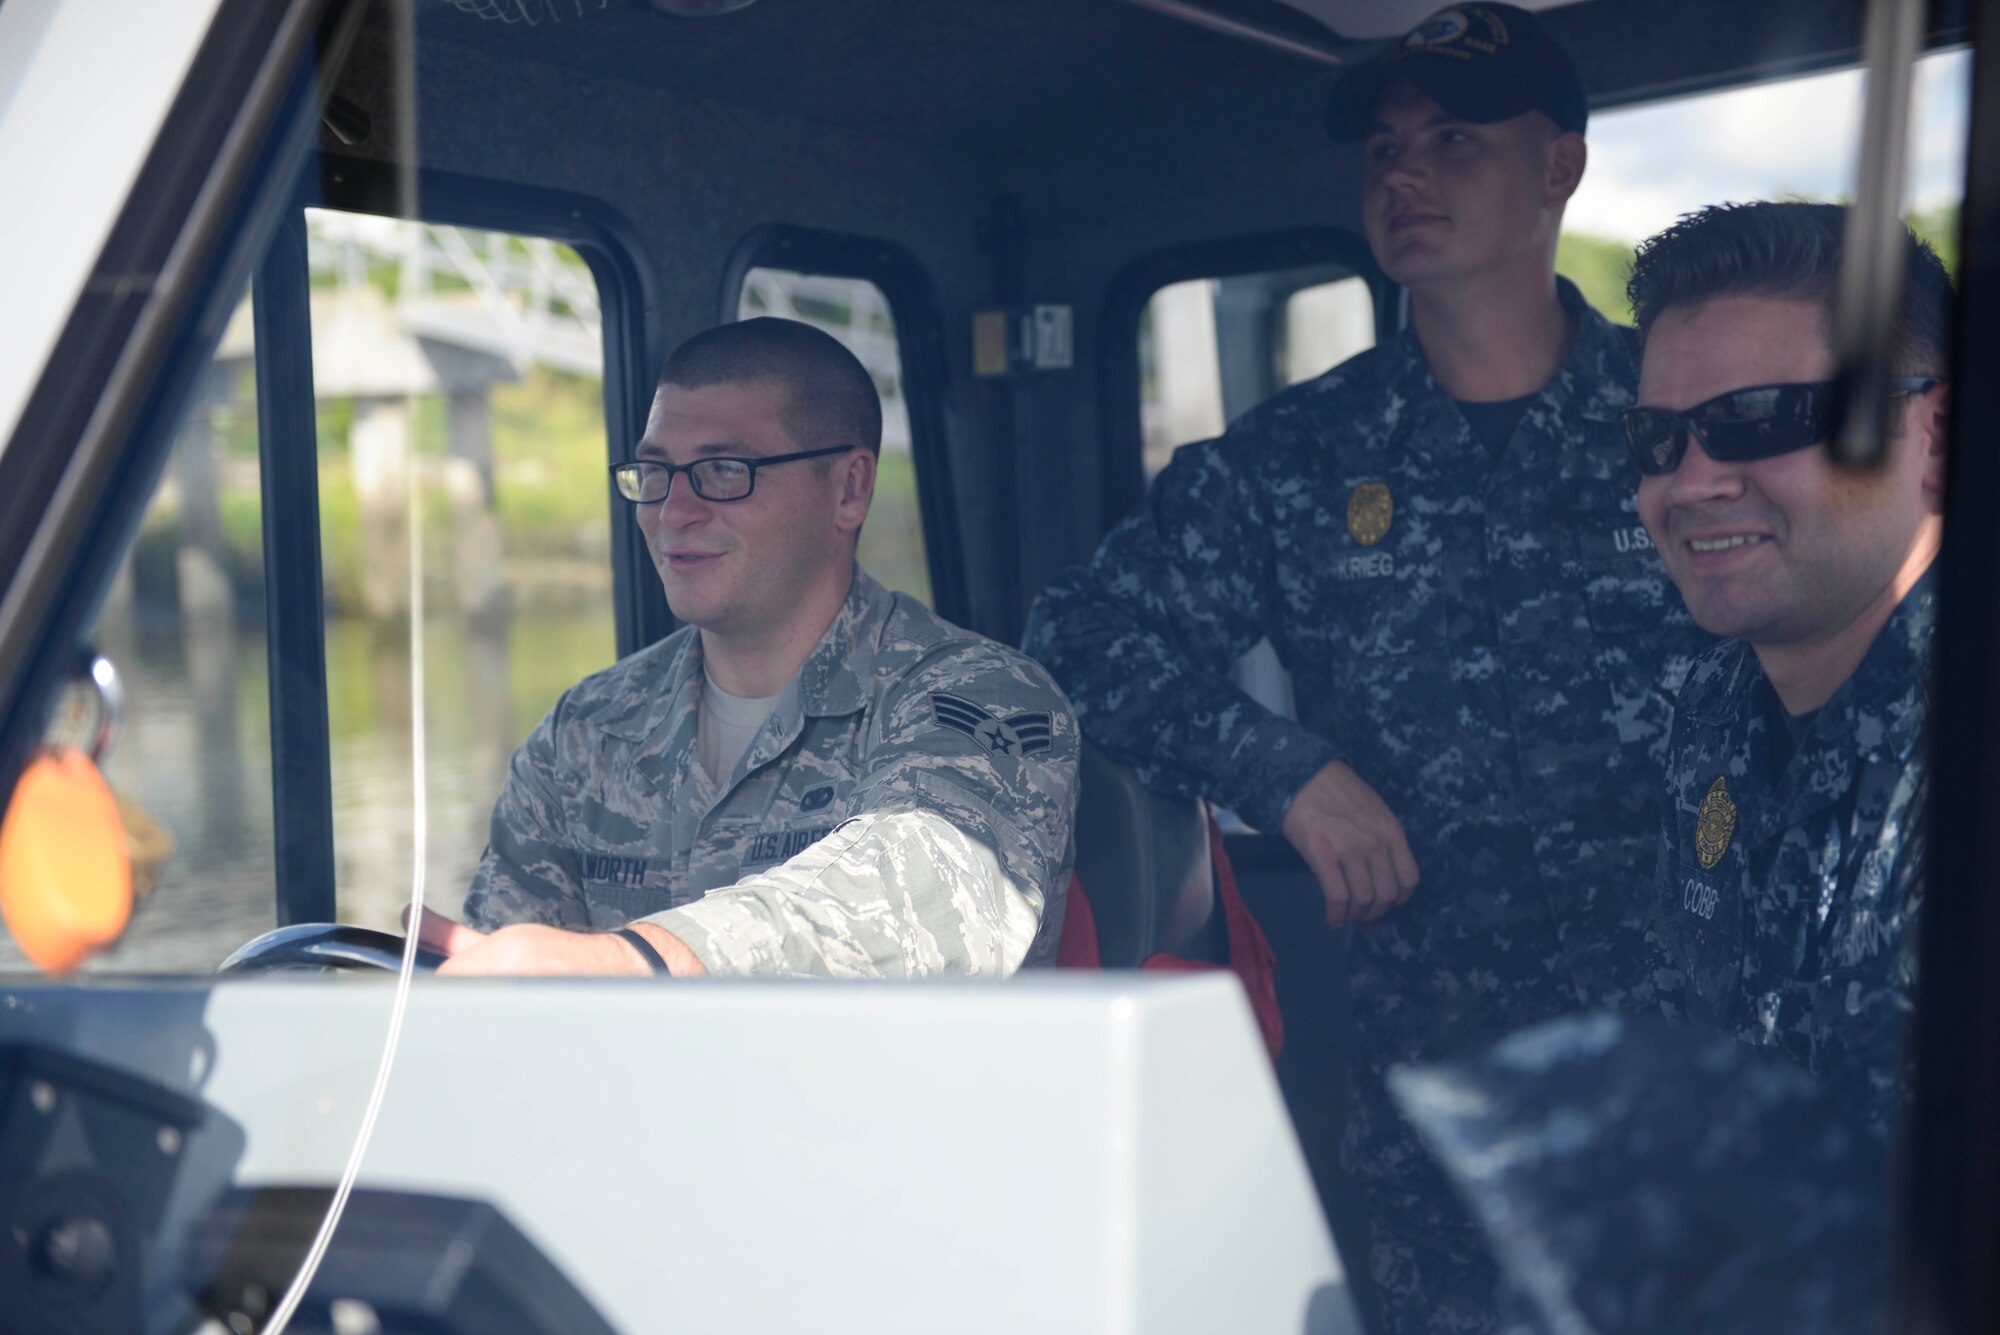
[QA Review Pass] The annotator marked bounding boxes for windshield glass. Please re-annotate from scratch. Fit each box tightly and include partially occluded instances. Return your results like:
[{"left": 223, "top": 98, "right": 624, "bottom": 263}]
[{"left": 0, "top": 2, "right": 1978, "bottom": 1332}]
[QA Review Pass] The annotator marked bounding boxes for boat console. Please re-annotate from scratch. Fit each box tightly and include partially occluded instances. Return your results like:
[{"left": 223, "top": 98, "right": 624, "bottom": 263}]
[{"left": 0, "top": 972, "right": 1357, "bottom": 1334}]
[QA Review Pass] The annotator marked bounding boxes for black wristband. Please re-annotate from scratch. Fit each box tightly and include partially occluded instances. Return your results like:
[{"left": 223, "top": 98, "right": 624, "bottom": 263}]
[{"left": 615, "top": 927, "right": 672, "bottom": 976}]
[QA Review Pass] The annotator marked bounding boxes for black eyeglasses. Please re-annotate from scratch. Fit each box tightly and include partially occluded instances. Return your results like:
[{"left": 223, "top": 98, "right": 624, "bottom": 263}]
[
  {"left": 1622, "top": 378, "right": 1939, "bottom": 476},
  {"left": 609, "top": 444, "right": 857, "bottom": 503}
]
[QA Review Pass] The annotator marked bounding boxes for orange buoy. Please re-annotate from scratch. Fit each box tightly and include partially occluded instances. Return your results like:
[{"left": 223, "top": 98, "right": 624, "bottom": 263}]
[{"left": 0, "top": 749, "right": 134, "bottom": 974}]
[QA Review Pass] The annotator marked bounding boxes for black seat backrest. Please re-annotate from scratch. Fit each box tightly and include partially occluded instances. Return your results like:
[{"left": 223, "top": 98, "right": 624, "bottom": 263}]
[{"left": 1073, "top": 740, "right": 1219, "bottom": 966}]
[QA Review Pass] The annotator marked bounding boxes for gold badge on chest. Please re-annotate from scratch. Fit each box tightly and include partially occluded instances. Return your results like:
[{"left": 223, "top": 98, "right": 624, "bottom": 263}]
[
  {"left": 1347, "top": 482, "right": 1394, "bottom": 547},
  {"left": 1695, "top": 775, "right": 1737, "bottom": 870}
]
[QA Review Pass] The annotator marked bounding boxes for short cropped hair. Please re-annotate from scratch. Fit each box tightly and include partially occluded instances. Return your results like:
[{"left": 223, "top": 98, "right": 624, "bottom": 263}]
[
  {"left": 659, "top": 317, "right": 884, "bottom": 454},
  {"left": 1627, "top": 201, "right": 1954, "bottom": 376}
]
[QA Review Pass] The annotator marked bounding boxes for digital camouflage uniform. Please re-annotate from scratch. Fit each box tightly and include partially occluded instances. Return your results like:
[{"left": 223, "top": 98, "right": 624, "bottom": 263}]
[
  {"left": 467, "top": 568, "right": 1079, "bottom": 976},
  {"left": 1024, "top": 281, "right": 1708, "bottom": 1333},
  {"left": 1647, "top": 572, "right": 1934, "bottom": 1142},
  {"left": 1390, "top": 1011, "right": 1893, "bottom": 1335}
]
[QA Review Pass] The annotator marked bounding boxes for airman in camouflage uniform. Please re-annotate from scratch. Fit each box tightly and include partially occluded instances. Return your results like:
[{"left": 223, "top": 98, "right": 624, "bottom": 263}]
[
  {"left": 1625, "top": 203, "right": 1951, "bottom": 1140},
  {"left": 1026, "top": 7, "right": 1709, "bottom": 1323},
  {"left": 426, "top": 317, "right": 1076, "bottom": 979},
  {"left": 465, "top": 565, "right": 1078, "bottom": 975}
]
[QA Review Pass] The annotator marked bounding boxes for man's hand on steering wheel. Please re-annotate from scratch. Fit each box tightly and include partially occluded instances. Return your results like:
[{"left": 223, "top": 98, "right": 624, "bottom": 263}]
[{"left": 406, "top": 906, "right": 707, "bottom": 978}]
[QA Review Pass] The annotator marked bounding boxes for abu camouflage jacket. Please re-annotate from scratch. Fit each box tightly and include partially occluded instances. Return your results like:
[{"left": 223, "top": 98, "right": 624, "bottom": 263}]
[
  {"left": 1648, "top": 573, "right": 1934, "bottom": 1140},
  {"left": 466, "top": 568, "right": 1079, "bottom": 976}
]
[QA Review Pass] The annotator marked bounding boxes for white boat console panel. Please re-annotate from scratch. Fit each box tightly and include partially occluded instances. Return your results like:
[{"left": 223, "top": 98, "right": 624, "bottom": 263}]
[{"left": 0, "top": 972, "right": 1359, "bottom": 1334}]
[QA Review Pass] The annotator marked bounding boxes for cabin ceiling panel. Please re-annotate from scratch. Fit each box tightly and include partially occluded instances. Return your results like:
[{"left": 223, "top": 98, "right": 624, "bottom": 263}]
[
  {"left": 416, "top": 0, "right": 1967, "bottom": 162},
  {"left": 418, "top": 0, "right": 1311, "bottom": 160},
  {"left": 1275, "top": 0, "right": 1587, "bottom": 41}
]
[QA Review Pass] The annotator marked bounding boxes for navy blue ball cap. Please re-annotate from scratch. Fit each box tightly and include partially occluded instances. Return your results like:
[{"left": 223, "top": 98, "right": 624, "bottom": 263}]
[{"left": 1326, "top": 3, "right": 1589, "bottom": 142}]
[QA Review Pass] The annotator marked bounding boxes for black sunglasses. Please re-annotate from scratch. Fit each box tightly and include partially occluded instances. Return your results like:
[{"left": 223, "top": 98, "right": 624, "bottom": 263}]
[
  {"left": 1622, "top": 378, "right": 1939, "bottom": 476},
  {"left": 609, "top": 444, "right": 858, "bottom": 504}
]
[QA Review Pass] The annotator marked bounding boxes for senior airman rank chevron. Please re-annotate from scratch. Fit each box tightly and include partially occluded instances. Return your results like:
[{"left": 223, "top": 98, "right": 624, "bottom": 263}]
[{"left": 930, "top": 692, "right": 1054, "bottom": 758}]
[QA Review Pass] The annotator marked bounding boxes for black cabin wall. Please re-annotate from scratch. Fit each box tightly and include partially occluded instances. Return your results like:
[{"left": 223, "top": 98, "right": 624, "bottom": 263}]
[{"left": 988, "top": 52, "right": 1369, "bottom": 615}]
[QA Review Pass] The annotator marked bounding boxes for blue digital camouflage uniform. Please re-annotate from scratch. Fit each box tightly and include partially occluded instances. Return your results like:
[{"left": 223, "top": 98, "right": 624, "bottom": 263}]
[
  {"left": 466, "top": 568, "right": 1079, "bottom": 976},
  {"left": 1389, "top": 1011, "right": 1893, "bottom": 1335},
  {"left": 1647, "top": 572, "right": 1934, "bottom": 1143},
  {"left": 1024, "top": 280, "right": 1709, "bottom": 1333}
]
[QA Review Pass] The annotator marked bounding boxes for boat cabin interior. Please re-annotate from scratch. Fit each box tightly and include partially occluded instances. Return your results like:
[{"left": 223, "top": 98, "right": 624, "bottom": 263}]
[{"left": 0, "top": 0, "right": 1996, "bottom": 1330}]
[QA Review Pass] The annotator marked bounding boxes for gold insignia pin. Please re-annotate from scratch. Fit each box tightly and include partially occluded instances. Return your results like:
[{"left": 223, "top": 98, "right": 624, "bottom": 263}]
[
  {"left": 1347, "top": 482, "right": 1394, "bottom": 547},
  {"left": 1695, "top": 775, "right": 1737, "bottom": 870}
]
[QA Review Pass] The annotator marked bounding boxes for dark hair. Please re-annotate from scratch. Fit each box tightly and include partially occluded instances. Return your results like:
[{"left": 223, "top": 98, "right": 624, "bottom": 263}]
[
  {"left": 1627, "top": 201, "right": 1954, "bottom": 376},
  {"left": 659, "top": 317, "right": 883, "bottom": 454}
]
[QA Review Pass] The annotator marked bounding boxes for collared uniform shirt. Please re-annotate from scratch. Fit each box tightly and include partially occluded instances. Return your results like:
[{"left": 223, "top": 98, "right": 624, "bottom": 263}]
[
  {"left": 1648, "top": 575, "right": 1933, "bottom": 1141},
  {"left": 1026, "top": 281, "right": 1706, "bottom": 1037},
  {"left": 466, "top": 569, "right": 1079, "bottom": 977},
  {"left": 1026, "top": 283, "right": 1710, "bottom": 1334}
]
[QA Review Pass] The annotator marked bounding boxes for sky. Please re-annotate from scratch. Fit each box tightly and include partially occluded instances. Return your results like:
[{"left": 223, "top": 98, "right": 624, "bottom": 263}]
[{"left": 1565, "top": 48, "right": 1972, "bottom": 242}]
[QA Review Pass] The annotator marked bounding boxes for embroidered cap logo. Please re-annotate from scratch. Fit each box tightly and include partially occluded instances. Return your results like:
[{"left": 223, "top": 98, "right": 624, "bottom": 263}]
[{"left": 1405, "top": 7, "right": 1471, "bottom": 49}]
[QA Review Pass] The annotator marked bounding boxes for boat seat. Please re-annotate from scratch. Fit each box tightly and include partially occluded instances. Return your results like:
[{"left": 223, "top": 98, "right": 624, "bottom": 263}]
[{"left": 1073, "top": 740, "right": 1221, "bottom": 966}]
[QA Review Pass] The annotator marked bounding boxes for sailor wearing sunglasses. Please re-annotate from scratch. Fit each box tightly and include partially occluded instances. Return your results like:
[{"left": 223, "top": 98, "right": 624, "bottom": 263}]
[{"left": 1628, "top": 201, "right": 1951, "bottom": 1140}]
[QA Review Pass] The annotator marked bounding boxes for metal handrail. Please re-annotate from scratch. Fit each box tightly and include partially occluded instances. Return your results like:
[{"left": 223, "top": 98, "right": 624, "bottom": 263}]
[
  {"left": 1114, "top": 0, "right": 1352, "bottom": 67},
  {"left": 1831, "top": 0, "right": 1928, "bottom": 466}
]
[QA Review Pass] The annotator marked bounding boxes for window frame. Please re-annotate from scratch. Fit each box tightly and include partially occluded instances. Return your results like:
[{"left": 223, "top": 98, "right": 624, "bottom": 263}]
[
  {"left": 718, "top": 224, "right": 969, "bottom": 628},
  {"left": 1096, "top": 227, "right": 1391, "bottom": 532},
  {"left": 0, "top": 0, "right": 342, "bottom": 810},
  {"left": 1901, "top": 1, "right": 2000, "bottom": 1321},
  {"left": 1267, "top": 268, "right": 1384, "bottom": 393},
  {"left": 313, "top": 156, "right": 660, "bottom": 651},
  {"left": 252, "top": 204, "right": 332, "bottom": 923},
  {"left": 254, "top": 156, "right": 655, "bottom": 927}
]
